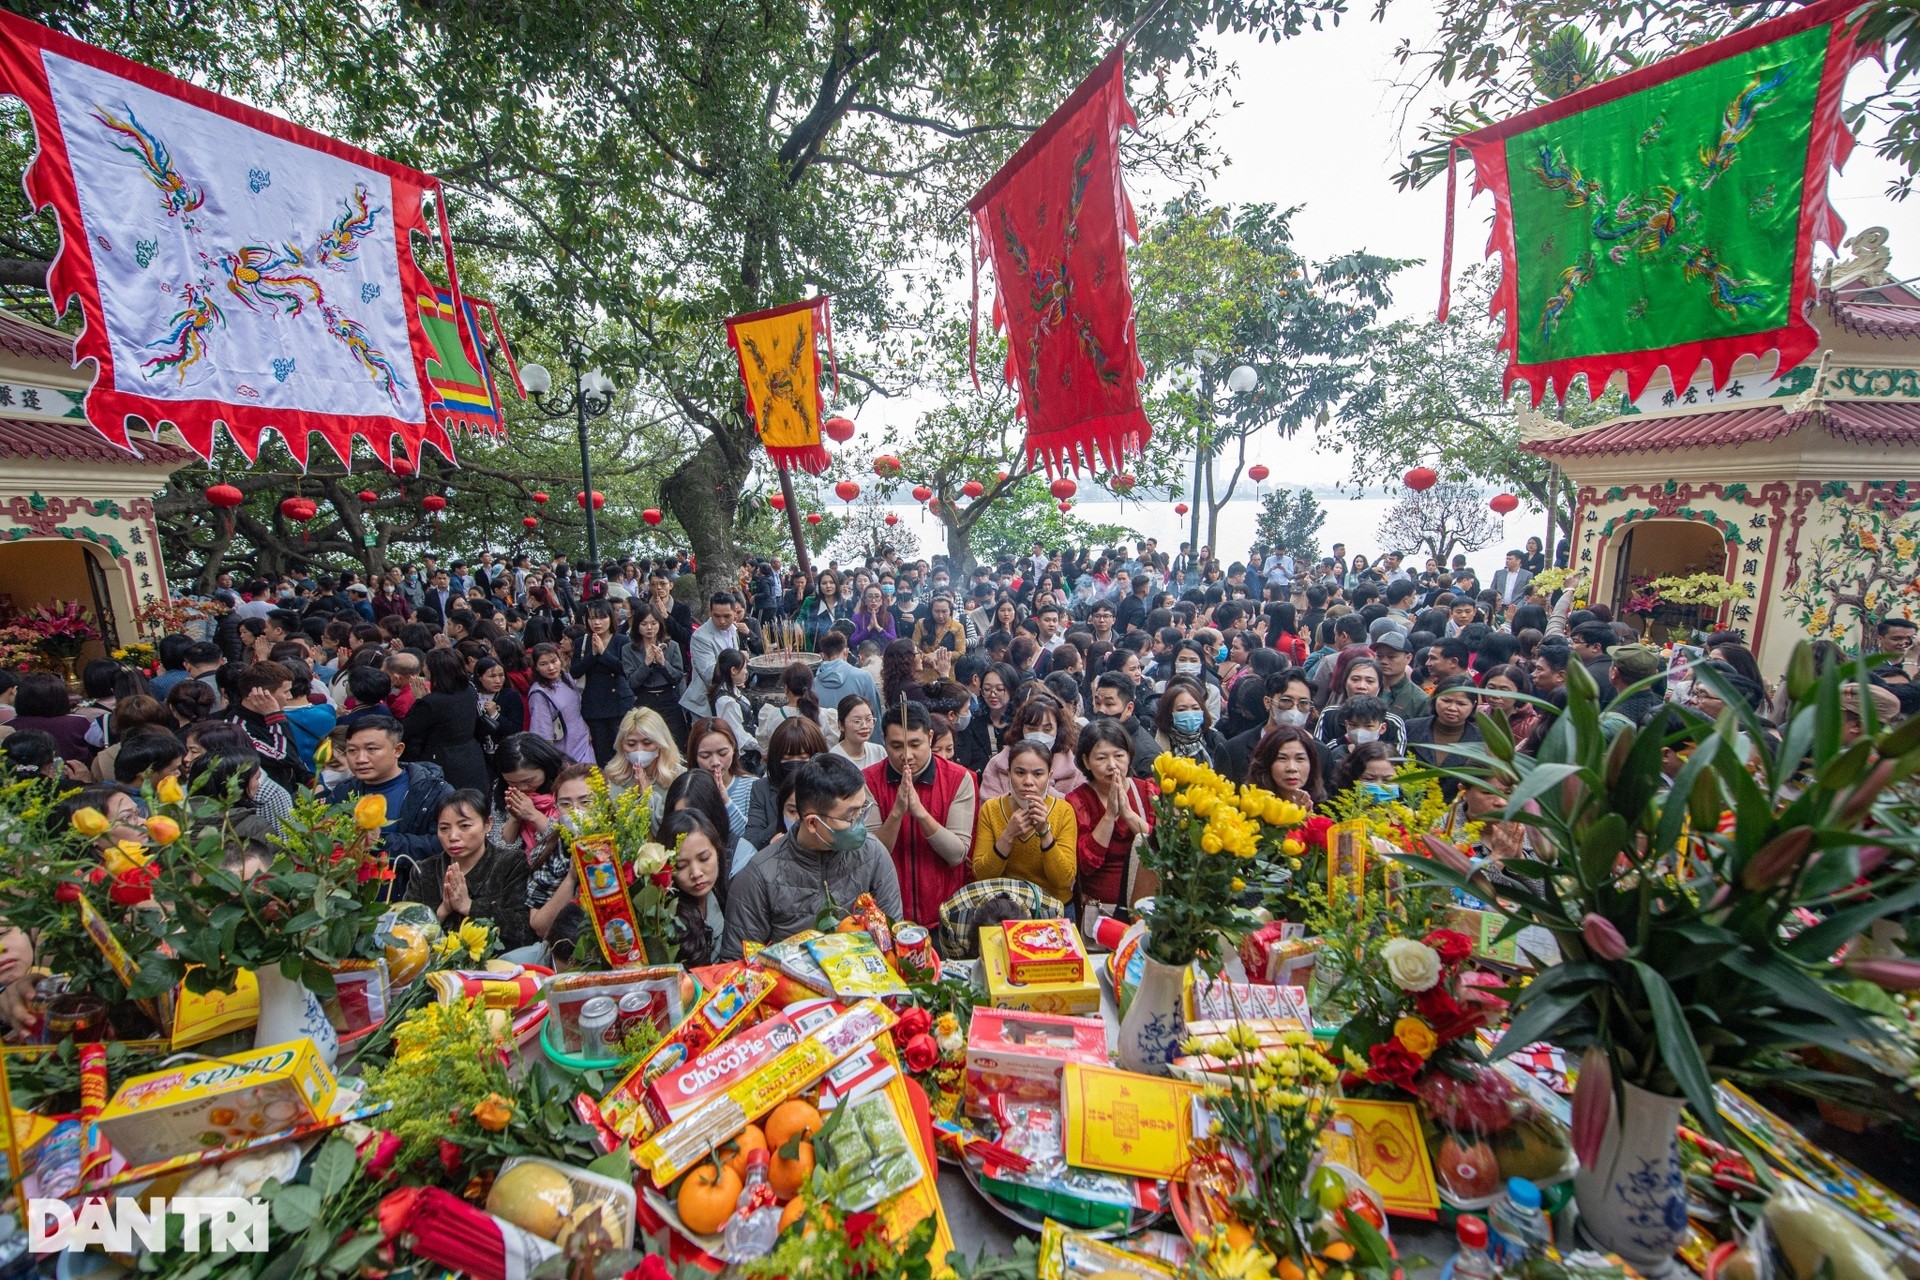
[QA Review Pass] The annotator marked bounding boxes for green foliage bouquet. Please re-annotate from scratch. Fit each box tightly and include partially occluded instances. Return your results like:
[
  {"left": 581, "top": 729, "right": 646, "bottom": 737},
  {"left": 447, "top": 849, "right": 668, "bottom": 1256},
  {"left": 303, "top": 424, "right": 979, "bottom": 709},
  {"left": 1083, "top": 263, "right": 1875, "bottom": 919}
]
[{"left": 1395, "top": 647, "right": 1920, "bottom": 1143}]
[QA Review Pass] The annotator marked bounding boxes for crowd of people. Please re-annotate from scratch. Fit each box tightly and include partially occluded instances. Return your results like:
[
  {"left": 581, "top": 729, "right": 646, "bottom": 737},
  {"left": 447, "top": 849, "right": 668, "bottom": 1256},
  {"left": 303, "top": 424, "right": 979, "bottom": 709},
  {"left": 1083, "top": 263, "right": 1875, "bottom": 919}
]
[{"left": 9, "top": 529, "right": 1916, "bottom": 995}]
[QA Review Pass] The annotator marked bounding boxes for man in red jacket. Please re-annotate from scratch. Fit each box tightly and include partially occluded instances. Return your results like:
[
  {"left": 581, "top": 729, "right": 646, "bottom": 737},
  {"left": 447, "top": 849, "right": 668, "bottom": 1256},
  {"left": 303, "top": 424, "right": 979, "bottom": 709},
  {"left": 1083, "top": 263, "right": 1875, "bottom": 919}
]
[{"left": 865, "top": 699, "right": 978, "bottom": 928}]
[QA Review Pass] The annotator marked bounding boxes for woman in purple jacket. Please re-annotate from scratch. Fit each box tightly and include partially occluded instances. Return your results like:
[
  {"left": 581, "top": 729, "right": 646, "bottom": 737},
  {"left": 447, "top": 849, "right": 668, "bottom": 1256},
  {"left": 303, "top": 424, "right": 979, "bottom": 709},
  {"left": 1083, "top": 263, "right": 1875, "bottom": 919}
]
[{"left": 849, "top": 584, "right": 896, "bottom": 649}]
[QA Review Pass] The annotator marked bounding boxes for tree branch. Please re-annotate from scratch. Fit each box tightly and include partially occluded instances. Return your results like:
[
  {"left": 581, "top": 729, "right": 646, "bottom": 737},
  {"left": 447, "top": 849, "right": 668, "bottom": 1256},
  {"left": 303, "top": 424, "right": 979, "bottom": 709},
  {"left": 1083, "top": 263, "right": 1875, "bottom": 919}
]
[{"left": 845, "top": 102, "right": 1036, "bottom": 139}]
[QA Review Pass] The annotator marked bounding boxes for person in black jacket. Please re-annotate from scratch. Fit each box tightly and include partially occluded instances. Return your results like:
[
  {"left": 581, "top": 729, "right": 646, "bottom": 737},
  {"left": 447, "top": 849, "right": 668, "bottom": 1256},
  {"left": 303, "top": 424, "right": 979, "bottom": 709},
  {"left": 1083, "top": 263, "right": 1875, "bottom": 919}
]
[
  {"left": 403, "top": 649, "right": 489, "bottom": 793},
  {"left": 326, "top": 716, "right": 456, "bottom": 900},
  {"left": 473, "top": 658, "right": 523, "bottom": 766},
  {"left": 570, "top": 600, "right": 633, "bottom": 765},
  {"left": 622, "top": 603, "right": 687, "bottom": 745},
  {"left": 645, "top": 569, "right": 695, "bottom": 663}
]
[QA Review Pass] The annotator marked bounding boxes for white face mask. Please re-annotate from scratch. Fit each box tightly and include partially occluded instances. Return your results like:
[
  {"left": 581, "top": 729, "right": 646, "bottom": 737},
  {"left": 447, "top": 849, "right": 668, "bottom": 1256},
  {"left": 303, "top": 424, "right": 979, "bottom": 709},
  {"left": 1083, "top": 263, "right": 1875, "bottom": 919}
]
[
  {"left": 1349, "top": 726, "right": 1381, "bottom": 745},
  {"left": 1024, "top": 732, "right": 1056, "bottom": 753},
  {"left": 1174, "top": 661, "right": 1202, "bottom": 677},
  {"left": 952, "top": 708, "right": 972, "bottom": 731},
  {"left": 1274, "top": 708, "right": 1309, "bottom": 728},
  {"left": 627, "top": 748, "right": 658, "bottom": 768}
]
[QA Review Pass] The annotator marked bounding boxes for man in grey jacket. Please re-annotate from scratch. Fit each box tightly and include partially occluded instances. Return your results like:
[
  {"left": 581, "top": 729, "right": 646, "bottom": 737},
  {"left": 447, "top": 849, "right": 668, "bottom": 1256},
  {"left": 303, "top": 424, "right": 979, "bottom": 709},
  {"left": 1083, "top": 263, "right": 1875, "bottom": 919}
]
[
  {"left": 720, "top": 754, "right": 902, "bottom": 960},
  {"left": 679, "top": 591, "right": 742, "bottom": 720}
]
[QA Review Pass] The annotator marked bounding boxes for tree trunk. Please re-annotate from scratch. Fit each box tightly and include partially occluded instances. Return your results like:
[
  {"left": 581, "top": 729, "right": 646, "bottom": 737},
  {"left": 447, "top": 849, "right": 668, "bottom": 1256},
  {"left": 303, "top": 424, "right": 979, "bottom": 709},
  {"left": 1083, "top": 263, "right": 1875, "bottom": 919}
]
[
  {"left": 943, "top": 516, "right": 977, "bottom": 578},
  {"left": 665, "top": 430, "right": 746, "bottom": 606}
]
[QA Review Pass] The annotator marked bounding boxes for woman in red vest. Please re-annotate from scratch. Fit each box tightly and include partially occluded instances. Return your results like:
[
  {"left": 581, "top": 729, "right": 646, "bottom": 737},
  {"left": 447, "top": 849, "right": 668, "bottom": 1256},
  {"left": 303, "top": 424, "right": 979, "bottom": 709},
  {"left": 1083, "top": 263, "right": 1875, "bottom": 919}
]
[
  {"left": 865, "top": 699, "right": 978, "bottom": 927},
  {"left": 1064, "top": 717, "right": 1156, "bottom": 915}
]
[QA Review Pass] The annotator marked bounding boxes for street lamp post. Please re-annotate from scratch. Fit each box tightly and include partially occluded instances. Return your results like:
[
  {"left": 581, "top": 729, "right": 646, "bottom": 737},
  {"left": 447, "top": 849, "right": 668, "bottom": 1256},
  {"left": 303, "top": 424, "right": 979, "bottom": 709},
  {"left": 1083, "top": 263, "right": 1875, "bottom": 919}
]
[
  {"left": 1180, "top": 356, "right": 1258, "bottom": 574},
  {"left": 521, "top": 359, "right": 617, "bottom": 567}
]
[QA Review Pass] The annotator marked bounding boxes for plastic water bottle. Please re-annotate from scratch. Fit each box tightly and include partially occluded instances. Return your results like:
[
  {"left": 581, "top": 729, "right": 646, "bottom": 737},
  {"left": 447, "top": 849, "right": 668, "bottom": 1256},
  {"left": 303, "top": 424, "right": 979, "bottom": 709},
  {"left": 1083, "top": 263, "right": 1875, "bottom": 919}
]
[
  {"left": 1451, "top": 1214, "right": 1496, "bottom": 1280},
  {"left": 1487, "top": 1176, "right": 1552, "bottom": 1268}
]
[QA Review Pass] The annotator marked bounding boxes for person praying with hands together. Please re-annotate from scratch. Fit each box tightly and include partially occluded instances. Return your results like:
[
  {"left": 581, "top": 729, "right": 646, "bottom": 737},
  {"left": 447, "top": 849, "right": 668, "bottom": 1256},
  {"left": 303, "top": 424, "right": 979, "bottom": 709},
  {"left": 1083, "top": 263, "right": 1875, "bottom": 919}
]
[
  {"left": 972, "top": 739, "right": 1077, "bottom": 904},
  {"left": 1064, "top": 718, "right": 1155, "bottom": 914}
]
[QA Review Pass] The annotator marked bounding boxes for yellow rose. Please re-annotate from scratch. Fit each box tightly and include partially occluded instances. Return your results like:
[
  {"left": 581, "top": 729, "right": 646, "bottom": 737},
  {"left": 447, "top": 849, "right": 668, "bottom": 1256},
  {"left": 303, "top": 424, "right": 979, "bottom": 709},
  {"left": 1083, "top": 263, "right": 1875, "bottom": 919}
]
[
  {"left": 1393, "top": 1015, "right": 1438, "bottom": 1059},
  {"left": 144, "top": 815, "right": 181, "bottom": 845},
  {"left": 103, "top": 839, "right": 150, "bottom": 876},
  {"left": 353, "top": 794, "right": 389, "bottom": 831},
  {"left": 70, "top": 807, "right": 110, "bottom": 838},
  {"left": 312, "top": 736, "right": 332, "bottom": 770},
  {"left": 154, "top": 775, "right": 185, "bottom": 806}
]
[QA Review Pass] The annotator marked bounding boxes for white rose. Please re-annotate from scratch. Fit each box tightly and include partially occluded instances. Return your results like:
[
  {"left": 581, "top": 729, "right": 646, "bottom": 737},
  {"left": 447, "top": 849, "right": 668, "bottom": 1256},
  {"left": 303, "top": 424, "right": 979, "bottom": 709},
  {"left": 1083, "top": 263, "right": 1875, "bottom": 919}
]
[
  {"left": 631, "top": 841, "right": 671, "bottom": 876},
  {"left": 1381, "top": 937, "right": 1442, "bottom": 992}
]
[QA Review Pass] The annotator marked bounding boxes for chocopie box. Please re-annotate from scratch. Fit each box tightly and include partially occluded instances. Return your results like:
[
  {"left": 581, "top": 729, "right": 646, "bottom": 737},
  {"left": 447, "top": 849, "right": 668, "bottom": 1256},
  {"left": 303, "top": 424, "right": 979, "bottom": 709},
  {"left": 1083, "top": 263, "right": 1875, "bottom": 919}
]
[
  {"left": 964, "top": 1007, "right": 1107, "bottom": 1119},
  {"left": 639, "top": 1010, "right": 802, "bottom": 1130},
  {"left": 97, "top": 1039, "right": 336, "bottom": 1168}
]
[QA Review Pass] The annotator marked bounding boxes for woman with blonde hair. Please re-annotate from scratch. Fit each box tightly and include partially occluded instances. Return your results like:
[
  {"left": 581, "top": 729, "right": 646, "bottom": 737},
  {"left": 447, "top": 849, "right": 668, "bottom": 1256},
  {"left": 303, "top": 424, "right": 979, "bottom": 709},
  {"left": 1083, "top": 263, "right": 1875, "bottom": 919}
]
[{"left": 601, "top": 706, "right": 684, "bottom": 821}]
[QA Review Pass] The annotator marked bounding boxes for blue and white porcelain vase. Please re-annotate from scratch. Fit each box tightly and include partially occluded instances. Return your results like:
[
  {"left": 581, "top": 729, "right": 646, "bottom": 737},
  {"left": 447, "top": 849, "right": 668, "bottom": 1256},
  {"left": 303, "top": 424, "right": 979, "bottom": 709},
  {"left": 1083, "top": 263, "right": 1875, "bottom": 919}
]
[
  {"left": 1117, "top": 955, "right": 1185, "bottom": 1075},
  {"left": 1574, "top": 1081, "right": 1687, "bottom": 1277},
  {"left": 254, "top": 967, "right": 339, "bottom": 1068}
]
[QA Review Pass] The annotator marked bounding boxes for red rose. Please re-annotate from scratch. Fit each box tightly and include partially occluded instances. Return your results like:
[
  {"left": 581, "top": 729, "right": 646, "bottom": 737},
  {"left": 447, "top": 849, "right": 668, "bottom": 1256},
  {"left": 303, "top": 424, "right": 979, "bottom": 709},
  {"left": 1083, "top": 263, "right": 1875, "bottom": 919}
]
[
  {"left": 903, "top": 1033, "right": 939, "bottom": 1073},
  {"left": 622, "top": 1259, "right": 673, "bottom": 1280},
  {"left": 651, "top": 868, "right": 673, "bottom": 889},
  {"left": 109, "top": 863, "right": 158, "bottom": 906},
  {"left": 86, "top": 867, "right": 107, "bottom": 886},
  {"left": 54, "top": 882, "right": 80, "bottom": 904},
  {"left": 892, "top": 1006, "right": 931, "bottom": 1047},
  {"left": 437, "top": 1138, "right": 463, "bottom": 1173},
  {"left": 1367, "top": 1040, "right": 1424, "bottom": 1092},
  {"left": 1422, "top": 928, "right": 1474, "bottom": 967},
  {"left": 1414, "top": 985, "right": 1484, "bottom": 1043},
  {"left": 1301, "top": 815, "right": 1335, "bottom": 851},
  {"left": 844, "top": 1211, "right": 886, "bottom": 1250},
  {"left": 358, "top": 1130, "right": 401, "bottom": 1178}
]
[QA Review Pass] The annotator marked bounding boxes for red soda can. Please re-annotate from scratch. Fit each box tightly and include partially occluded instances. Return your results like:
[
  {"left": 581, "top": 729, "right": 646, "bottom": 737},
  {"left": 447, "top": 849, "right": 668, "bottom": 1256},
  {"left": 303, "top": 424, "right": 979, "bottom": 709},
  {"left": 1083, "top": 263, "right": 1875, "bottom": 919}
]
[{"left": 893, "top": 923, "right": 940, "bottom": 980}]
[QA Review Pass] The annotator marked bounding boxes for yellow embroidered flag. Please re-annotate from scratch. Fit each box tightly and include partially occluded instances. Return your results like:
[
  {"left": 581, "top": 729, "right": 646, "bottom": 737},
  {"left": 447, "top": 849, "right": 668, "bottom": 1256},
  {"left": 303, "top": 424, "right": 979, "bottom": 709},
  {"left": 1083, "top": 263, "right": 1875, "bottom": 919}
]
[{"left": 725, "top": 296, "right": 836, "bottom": 473}]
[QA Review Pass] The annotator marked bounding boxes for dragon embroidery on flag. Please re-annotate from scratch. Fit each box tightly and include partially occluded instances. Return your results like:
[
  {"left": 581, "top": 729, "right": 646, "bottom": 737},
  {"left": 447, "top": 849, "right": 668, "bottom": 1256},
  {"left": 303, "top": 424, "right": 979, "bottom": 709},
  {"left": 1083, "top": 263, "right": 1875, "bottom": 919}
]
[
  {"left": 998, "top": 137, "right": 1122, "bottom": 395},
  {"left": 96, "top": 102, "right": 405, "bottom": 403}
]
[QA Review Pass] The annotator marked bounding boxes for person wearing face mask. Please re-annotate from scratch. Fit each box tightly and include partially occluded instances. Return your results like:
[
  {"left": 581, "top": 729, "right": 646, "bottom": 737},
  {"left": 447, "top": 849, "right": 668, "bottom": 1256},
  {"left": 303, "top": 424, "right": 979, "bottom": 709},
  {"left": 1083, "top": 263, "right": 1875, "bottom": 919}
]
[
  {"left": 1222, "top": 670, "right": 1321, "bottom": 785},
  {"left": 601, "top": 707, "right": 685, "bottom": 810},
  {"left": 972, "top": 740, "right": 1078, "bottom": 904},
  {"left": 1159, "top": 639, "right": 1225, "bottom": 722},
  {"left": 1153, "top": 676, "right": 1231, "bottom": 769},
  {"left": 978, "top": 695, "right": 1087, "bottom": 799},
  {"left": 864, "top": 700, "right": 976, "bottom": 927},
  {"left": 1316, "top": 655, "right": 1408, "bottom": 752},
  {"left": 719, "top": 754, "right": 902, "bottom": 960}
]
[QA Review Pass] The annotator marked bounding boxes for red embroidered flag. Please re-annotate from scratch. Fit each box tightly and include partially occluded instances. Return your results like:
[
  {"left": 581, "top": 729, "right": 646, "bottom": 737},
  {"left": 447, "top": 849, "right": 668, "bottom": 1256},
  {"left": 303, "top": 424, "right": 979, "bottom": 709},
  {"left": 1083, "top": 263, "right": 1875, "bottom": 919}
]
[
  {"left": 0, "top": 11, "right": 464, "bottom": 470},
  {"left": 1438, "top": 0, "right": 1868, "bottom": 405},
  {"left": 969, "top": 49, "right": 1148, "bottom": 475}
]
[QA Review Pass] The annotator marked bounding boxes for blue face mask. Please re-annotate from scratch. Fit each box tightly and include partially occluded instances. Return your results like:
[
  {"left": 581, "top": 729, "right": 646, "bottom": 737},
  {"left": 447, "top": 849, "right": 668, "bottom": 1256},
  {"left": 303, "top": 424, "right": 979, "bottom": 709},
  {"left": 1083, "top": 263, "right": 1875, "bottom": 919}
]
[
  {"left": 1362, "top": 782, "right": 1402, "bottom": 803},
  {"left": 1216, "top": 645, "right": 1230, "bottom": 663},
  {"left": 1171, "top": 709, "right": 1206, "bottom": 736}
]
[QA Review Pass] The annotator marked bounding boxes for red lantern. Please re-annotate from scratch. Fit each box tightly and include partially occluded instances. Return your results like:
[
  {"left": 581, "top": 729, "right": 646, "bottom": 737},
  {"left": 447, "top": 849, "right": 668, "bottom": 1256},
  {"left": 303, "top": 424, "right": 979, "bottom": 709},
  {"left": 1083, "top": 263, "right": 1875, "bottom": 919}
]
[
  {"left": 1114, "top": 473, "right": 1136, "bottom": 492},
  {"left": 1049, "top": 477, "right": 1077, "bottom": 501},
  {"left": 523, "top": 516, "right": 539, "bottom": 529},
  {"left": 806, "top": 512, "right": 823, "bottom": 525},
  {"left": 961, "top": 480, "right": 985, "bottom": 500},
  {"left": 873, "top": 455, "right": 902, "bottom": 477},
  {"left": 531, "top": 491, "right": 550, "bottom": 505},
  {"left": 834, "top": 480, "right": 861, "bottom": 503},
  {"left": 1175, "top": 502, "right": 1189, "bottom": 516},
  {"left": 1058, "top": 501, "right": 1073, "bottom": 514},
  {"left": 642, "top": 508, "right": 663, "bottom": 526},
  {"left": 911, "top": 485, "right": 933, "bottom": 503},
  {"left": 1248, "top": 464, "right": 1270, "bottom": 484},
  {"left": 422, "top": 495, "right": 447, "bottom": 514},
  {"left": 823, "top": 415, "right": 856, "bottom": 443},
  {"left": 995, "top": 470, "right": 1009, "bottom": 484},
  {"left": 770, "top": 494, "right": 787, "bottom": 512},
  {"left": 577, "top": 491, "right": 604, "bottom": 510},
  {"left": 884, "top": 513, "right": 899, "bottom": 526},
  {"left": 356, "top": 489, "right": 379, "bottom": 503},
  {"left": 1490, "top": 492, "right": 1520, "bottom": 514},
  {"left": 205, "top": 483, "right": 243, "bottom": 509},
  {"left": 278, "top": 496, "right": 317, "bottom": 522},
  {"left": 1403, "top": 466, "right": 1438, "bottom": 492}
]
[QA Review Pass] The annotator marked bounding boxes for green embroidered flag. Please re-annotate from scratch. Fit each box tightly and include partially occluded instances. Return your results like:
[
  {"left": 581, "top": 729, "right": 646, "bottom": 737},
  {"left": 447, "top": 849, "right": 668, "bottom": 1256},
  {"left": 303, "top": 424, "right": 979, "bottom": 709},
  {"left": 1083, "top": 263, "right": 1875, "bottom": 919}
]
[{"left": 1442, "top": 0, "right": 1867, "bottom": 405}]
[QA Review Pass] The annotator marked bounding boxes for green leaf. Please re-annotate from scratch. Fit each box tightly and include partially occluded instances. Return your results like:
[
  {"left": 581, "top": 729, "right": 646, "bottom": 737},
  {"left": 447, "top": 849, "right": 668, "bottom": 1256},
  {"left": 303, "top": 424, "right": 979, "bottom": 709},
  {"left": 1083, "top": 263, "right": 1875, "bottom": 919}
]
[
  {"left": 1578, "top": 814, "right": 1631, "bottom": 885},
  {"left": 1787, "top": 877, "right": 1920, "bottom": 962},
  {"left": 308, "top": 1136, "right": 355, "bottom": 1199},
  {"left": 322, "top": 1233, "right": 385, "bottom": 1278},
  {"left": 269, "top": 1184, "right": 321, "bottom": 1235},
  {"left": 1629, "top": 960, "right": 1724, "bottom": 1140},
  {"left": 1494, "top": 982, "right": 1593, "bottom": 1058},
  {"left": 1500, "top": 761, "right": 1584, "bottom": 819},
  {"left": 587, "top": 1150, "right": 633, "bottom": 1180},
  {"left": 1653, "top": 730, "right": 1721, "bottom": 865}
]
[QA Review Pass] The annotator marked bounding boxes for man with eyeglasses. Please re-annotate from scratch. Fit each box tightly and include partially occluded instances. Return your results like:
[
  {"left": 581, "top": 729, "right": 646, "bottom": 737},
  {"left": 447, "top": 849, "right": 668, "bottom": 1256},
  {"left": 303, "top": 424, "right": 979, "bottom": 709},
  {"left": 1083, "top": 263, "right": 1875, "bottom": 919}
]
[{"left": 1222, "top": 669, "right": 1322, "bottom": 785}]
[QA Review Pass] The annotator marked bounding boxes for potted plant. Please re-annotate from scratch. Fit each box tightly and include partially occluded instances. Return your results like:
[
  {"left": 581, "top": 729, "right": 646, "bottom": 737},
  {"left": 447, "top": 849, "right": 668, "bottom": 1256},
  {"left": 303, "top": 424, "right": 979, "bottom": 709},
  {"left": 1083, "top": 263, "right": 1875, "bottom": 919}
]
[
  {"left": 1118, "top": 755, "right": 1306, "bottom": 1073},
  {"left": 1396, "top": 648, "right": 1920, "bottom": 1273},
  {"left": 129, "top": 785, "right": 401, "bottom": 1066},
  {"left": 17, "top": 599, "right": 100, "bottom": 682}
]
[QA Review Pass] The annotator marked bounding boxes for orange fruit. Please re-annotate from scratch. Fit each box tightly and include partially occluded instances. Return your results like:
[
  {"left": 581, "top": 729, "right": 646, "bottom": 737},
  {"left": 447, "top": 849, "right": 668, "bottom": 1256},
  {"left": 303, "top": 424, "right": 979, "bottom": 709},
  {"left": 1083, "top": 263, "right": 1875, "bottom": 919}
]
[
  {"left": 723, "top": 1123, "right": 768, "bottom": 1181},
  {"left": 779, "top": 1197, "right": 808, "bottom": 1234},
  {"left": 835, "top": 916, "right": 863, "bottom": 934},
  {"left": 1277, "top": 1257, "right": 1308, "bottom": 1280},
  {"left": 1224, "top": 1222, "right": 1254, "bottom": 1250},
  {"left": 769, "top": 1141, "right": 814, "bottom": 1199},
  {"left": 765, "top": 1099, "right": 823, "bottom": 1152},
  {"left": 677, "top": 1162, "right": 742, "bottom": 1235}
]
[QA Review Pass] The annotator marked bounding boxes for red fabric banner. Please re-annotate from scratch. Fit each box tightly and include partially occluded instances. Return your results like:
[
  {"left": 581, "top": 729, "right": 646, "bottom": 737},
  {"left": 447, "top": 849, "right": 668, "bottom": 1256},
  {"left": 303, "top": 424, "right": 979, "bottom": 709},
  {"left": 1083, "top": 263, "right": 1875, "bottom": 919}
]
[
  {"left": 0, "top": 11, "right": 462, "bottom": 470},
  {"left": 968, "top": 49, "right": 1149, "bottom": 475}
]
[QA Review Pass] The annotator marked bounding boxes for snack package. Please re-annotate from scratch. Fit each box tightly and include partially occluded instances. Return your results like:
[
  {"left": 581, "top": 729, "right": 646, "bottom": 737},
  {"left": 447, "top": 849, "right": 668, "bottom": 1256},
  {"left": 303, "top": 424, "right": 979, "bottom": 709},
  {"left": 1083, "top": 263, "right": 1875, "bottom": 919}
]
[
  {"left": 843, "top": 893, "right": 895, "bottom": 954},
  {"left": 806, "top": 932, "right": 909, "bottom": 1000},
  {"left": 1002, "top": 919, "right": 1088, "bottom": 986},
  {"left": 490, "top": 1155, "right": 637, "bottom": 1251},
  {"left": 97, "top": 1040, "right": 336, "bottom": 1168},
  {"left": 980, "top": 1097, "right": 1139, "bottom": 1230},
  {"left": 631, "top": 1011, "right": 802, "bottom": 1132},
  {"left": 621, "top": 967, "right": 776, "bottom": 1086},
  {"left": 978, "top": 927, "right": 1101, "bottom": 1016},
  {"left": 818, "top": 1092, "right": 924, "bottom": 1212},
  {"left": 546, "top": 967, "right": 686, "bottom": 1056},
  {"left": 1038, "top": 1218, "right": 1180, "bottom": 1280},
  {"left": 572, "top": 833, "right": 645, "bottom": 967},
  {"left": 325, "top": 959, "right": 391, "bottom": 1036},
  {"left": 965, "top": 1008, "right": 1108, "bottom": 1119}
]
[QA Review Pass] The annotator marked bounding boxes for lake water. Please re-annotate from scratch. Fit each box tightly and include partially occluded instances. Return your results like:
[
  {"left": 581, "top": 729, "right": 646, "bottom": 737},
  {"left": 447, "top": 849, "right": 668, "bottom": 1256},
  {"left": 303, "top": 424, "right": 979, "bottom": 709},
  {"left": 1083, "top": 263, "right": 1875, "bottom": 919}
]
[{"left": 876, "top": 492, "right": 1547, "bottom": 583}]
